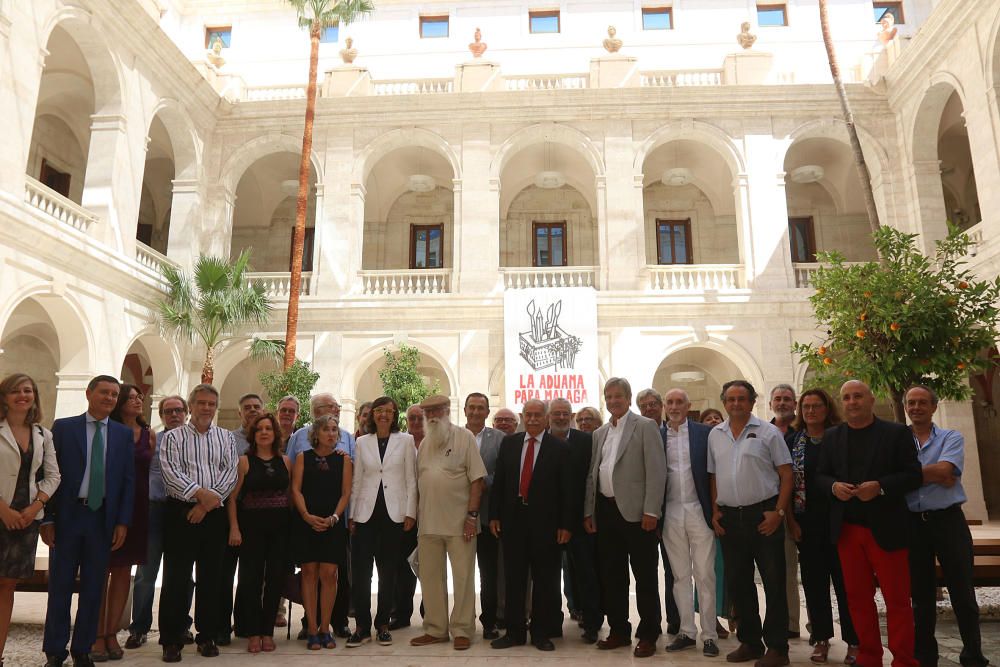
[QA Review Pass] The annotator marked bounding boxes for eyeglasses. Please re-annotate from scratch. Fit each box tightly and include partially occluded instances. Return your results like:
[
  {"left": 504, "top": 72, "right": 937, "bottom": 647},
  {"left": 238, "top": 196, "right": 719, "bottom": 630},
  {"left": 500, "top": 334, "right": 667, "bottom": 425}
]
[
  {"left": 800, "top": 404, "right": 826, "bottom": 412},
  {"left": 162, "top": 407, "right": 187, "bottom": 415}
]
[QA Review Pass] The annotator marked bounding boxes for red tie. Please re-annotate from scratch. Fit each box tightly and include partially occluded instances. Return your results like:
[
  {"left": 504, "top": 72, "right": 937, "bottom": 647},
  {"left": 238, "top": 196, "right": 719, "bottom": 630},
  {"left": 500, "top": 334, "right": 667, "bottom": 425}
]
[{"left": 519, "top": 437, "right": 536, "bottom": 499}]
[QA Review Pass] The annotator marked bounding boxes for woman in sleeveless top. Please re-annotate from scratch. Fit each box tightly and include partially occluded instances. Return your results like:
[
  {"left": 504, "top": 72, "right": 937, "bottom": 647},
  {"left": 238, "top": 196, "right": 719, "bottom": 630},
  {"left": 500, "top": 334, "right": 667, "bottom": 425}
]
[
  {"left": 291, "top": 414, "right": 352, "bottom": 650},
  {"left": 228, "top": 413, "right": 291, "bottom": 653},
  {"left": 93, "top": 383, "right": 154, "bottom": 661},
  {"left": 0, "top": 373, "right": 60, "bottom": 667}
]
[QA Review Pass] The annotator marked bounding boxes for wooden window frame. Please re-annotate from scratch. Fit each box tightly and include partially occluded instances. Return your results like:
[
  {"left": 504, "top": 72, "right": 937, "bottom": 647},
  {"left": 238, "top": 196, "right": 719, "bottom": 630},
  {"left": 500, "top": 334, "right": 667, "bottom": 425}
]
[
  {"left": 873, "top": 1, "right": 904, "bottom": 24},
  {"left": 755, "top": 3, "right": 788, "bottom": 27},
  {"left": 641, "top": 6, "right": 673, "bottom": 31},
  {"left": 289, "top": 227, "right": 315, "bottom": 273},
  {"left": 655, "top": 219, "right": 693, "bottom": 265},
  {"left": 788, "top": 217, "right": 817, "bottom": 263},
  {"left": 204, "top": 25, "right": 232, "bottom": 48},
  {"left": 532, "top": 221, "right": 568, "bottom": 267},
  {"left": 419, "top": 15, "right": 449, "bottom": 39},
  {"left": 39, "top": 158, "right": 71, "bottom": 198},
  {"left": 410, "top": 224, "right": 444, "bottom": 269},
  {"left": 529, "top": 10, "right": 561, "bottom": 34}
]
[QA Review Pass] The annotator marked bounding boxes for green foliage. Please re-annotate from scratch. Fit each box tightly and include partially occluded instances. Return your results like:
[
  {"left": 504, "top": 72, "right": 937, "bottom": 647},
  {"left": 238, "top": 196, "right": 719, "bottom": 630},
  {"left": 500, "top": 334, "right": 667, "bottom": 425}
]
[
  {"left": 288, "top": 0, "right": 375, "bottom": 32},
  {"left": 378, "top": 344, "right": 440, "bottom": 428},
  {"left": 792, "top": 225, "right": 1000, "bottom": 416},
  {"left": 259, "top": 359, "right": 320, "bottom": 430}
]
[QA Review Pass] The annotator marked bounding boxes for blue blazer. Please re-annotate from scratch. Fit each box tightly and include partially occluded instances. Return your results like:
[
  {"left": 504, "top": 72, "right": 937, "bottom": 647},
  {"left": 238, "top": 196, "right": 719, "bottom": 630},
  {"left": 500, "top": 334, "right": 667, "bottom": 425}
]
[
  {"left": 685, "top": 418, "right": 714, "bottom": 527},
  {"left": 47, "top": 414, "right": 135, "bottom": 533}
]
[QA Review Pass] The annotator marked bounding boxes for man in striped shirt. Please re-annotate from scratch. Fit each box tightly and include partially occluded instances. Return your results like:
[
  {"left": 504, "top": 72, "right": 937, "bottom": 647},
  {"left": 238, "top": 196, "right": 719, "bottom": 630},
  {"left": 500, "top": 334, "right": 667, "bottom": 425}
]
[{"left": 157, "top": 384, "right": 238, "bottom": 663}]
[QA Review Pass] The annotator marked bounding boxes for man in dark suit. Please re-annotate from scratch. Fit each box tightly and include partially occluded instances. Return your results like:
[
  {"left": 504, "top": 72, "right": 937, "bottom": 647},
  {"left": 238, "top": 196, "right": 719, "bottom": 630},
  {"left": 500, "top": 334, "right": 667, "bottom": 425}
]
[
  {"left": 489, "top": 399, "right": 572, "bottom": 651},
  {"left": 816, "top": 380, "right": 922, "bottom": 667},
  {"left": 41, "top": 375, "right": 135, "bottom": 667}
]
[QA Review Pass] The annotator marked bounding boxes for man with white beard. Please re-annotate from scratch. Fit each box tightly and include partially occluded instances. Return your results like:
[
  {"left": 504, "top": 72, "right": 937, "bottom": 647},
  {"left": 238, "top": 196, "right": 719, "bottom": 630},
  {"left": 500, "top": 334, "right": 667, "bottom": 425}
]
[{"left": 409, "top": 395, "right": 487, "bottom": 651}]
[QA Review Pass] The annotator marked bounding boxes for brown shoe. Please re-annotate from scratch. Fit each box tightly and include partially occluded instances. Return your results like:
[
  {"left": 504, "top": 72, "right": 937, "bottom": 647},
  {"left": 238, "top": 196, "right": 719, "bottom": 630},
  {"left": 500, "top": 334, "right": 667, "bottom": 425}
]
[
  {"left": 844, "top": 645, "right": 859, "bottom": 665},
  {"left": 597, "top": 633, "right": 632, "bottom": 650},
  {"left": 453, "top": 637, "right": 471, "bottom": 650},
  {"left": 717, "top": 620, "right": 730, "bottom": 640},
  {"left": 811, "top": 640, "right": 830, "bottom": 664},
  {"left": 754, "top": 648, "right": 790, "bottom": 667},
  {"left": 410, "top": 633, "right": 449, "bottom": 646},
  {"left": 634, "top": 639, "right": 657, "bottom": 658},
  {"left": 727, "top": 643, "right": 765, "bottom": 663}
]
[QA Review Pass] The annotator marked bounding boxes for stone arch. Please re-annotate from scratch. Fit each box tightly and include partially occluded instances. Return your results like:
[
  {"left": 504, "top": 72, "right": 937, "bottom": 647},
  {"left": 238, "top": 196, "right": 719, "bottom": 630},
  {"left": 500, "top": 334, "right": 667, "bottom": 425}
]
[
  {"left": 653, "top": 336, "right": 766, "bottom": 398},
  {"left": 491, "top": 123, "right": 605, "bottom": 181},
  {"left": 121, "top": 327, "right": 183, "bottom": 398},
  {"left": 784, "top": 118, "right": 888, "bottom": 182},
  {"left": 354, "top": 127, "right": 462, "bottom": 185},
  {"left": 340, "top": 339, "right": 458, "bottom": 403},
  {"left": 220, "top": 133, "right": 325, "bottom": 195},
  {"left": 634, "top": 121, "right": 746, "bottom": 178},
  {"left": 0, "top": 285, "right": 94, "bottom": 375},
  {"left": 147, "top": 99, "right": 201, "bottom": 181},
  {"left": 910, "top": 77, "right": 970, "bottom": 164}
]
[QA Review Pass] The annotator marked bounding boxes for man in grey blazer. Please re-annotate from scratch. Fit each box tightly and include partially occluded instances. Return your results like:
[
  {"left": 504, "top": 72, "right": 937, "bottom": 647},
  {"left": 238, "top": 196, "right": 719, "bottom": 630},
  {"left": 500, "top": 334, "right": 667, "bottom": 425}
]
[
  {"left": 584, "top": 378, "right": 667, "bottom": 658},
  {"left": 466, "top": 392, "right": 504, "bottom": 639}
]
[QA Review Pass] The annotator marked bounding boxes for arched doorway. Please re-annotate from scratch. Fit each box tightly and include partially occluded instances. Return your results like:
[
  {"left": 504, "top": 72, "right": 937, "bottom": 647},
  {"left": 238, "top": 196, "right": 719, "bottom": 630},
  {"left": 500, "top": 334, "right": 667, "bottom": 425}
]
[{"left": 650, "top": 347, "right": 745, "bottom": 417}]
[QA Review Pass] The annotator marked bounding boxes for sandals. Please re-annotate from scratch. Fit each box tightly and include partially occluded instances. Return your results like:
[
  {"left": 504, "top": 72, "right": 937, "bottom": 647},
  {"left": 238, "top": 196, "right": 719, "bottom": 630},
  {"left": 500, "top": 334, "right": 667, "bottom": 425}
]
[
  {"left": 90, "top": 635, "right": 109, "bottom": 663},
  {"left": 106, "top": 634, "right": 124, "bottom": 661},
  {"left": 307, "top": 634, "right": 322, "bottom": 650},
  {"left": 261, "top": 636, "right": 276, "bottom": 652},
  {"left": 248, "top": 636, "right": 262, "bottom": 653},
  {"left": 811, "top": 640, "right": 830, "bottom": 664},
  {"left": 321, "top": 632, "right": 336, "bottom": 649},
  {"left": 845, "top": 645, "right": 860, "bottom": 665}
]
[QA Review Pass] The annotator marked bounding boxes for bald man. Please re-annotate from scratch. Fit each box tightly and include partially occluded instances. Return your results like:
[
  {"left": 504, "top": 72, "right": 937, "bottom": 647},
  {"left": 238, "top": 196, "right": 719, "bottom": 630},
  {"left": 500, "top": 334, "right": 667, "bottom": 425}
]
[{"left": 816, "top": 381, "right": 922, "bottom": 667}]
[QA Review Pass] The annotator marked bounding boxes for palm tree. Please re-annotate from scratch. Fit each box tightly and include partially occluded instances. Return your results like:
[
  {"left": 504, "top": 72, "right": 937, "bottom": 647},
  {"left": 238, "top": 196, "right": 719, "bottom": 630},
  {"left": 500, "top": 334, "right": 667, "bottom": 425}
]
[
  {"left": 285, "top": 0, "right": 374, "bottom": 369},
  {"left": 818, "top": 0, "right": 881, "bottom": 236},
  {"left": 157, "top": 250, "right": 283, "bottom": 384}
]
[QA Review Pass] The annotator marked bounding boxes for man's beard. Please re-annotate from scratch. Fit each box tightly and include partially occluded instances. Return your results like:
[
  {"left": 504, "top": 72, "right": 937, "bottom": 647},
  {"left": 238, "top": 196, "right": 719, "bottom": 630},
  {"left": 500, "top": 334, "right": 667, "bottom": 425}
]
[{"left": 424, "top": 414, "right": 452, "bottom": 450}]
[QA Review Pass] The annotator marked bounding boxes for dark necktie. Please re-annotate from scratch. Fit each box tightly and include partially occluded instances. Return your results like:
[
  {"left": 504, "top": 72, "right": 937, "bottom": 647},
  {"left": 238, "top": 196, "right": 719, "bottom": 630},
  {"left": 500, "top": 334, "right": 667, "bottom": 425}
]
[{"left": 88, "top": 421, "right": 105, "bottom": 511}]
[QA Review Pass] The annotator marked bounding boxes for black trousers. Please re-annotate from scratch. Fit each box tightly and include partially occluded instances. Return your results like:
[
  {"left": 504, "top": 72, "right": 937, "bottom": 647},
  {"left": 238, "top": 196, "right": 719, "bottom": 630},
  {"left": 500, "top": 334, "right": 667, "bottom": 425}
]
[
  {"left": 351, "top": 513, "right": 404, "bottom": 633},
  {"left": 657, "top": 538, "right": 681, "bottom": 629},
  {"left": 501, "top": 505, "right": 563, "bottom": 641},
  {"left": 909, "top": 506, "right": 987, "bottom": 667},
  {"left": 595, "top": 495, "right": 661, "bottom": 641},
  {"left": 795, "top": 513, "right": 857, "bottom": 644},
  {"left": 392, "top": 526, "right": 419, "bottom": 624},
  {"left": 719, "top": 499, "right": 789, "bottom": 654},
  {"left": 159, "top": 500, "right": 228, "bottom": 647},
  {"left": 477, "top": 526, "right": 500, "bottom": 628},
  {"left": 234, "top": 511, "right": 288, "bottom": 638},
  {"left": 566, "top": 528, "right": 603, "bottom": 633},
  {"left": 218, "top": 541, "right": 240, "bottom": 636}
]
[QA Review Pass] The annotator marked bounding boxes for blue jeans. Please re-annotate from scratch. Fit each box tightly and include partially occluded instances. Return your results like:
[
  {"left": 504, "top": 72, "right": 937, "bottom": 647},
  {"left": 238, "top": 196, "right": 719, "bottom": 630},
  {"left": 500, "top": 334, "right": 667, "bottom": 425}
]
[{"left": 130, "top": 501, "right": 192, "bottom": 635}]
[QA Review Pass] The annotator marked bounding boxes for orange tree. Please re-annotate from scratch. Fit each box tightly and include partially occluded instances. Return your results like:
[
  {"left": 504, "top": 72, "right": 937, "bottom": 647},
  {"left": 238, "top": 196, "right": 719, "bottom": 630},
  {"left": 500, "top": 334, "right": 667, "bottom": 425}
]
[{"left": 792, "top": 226, "right": 1000, "bottom": 422}]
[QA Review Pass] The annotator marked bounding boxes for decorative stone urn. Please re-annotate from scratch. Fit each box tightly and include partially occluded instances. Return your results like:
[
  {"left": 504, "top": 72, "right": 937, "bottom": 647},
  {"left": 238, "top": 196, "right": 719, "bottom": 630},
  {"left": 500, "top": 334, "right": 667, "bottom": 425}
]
[
  {"left": 340, "top": 36, "right": 358, "bottom": 64},
  {"left": 602, "top": 25, "right": 622, "bottom": 53},
  {"left": 468, "top": 27, "right": 487, "bottom": 58},
  {"left": 207, "top": 35, "right": 225, "bottom": 68},
  {"left": 737, "top": 22, "right": 757, "bottom": 50}
]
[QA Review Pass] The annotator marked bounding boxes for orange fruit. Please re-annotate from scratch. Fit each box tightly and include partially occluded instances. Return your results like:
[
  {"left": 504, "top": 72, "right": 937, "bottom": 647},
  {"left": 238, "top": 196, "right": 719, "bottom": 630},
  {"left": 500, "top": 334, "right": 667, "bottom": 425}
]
[
  {"left": 890, "top": 322, "right": 900, "bottom": 331},
  {"left": 856, "top": 329, "right": 866, "bottom": 339},
  {"left": 823, "top": 357, "right": 833, "bottom": 365},
  {"left": 818, "top": 346, "right": 827, "bottom": 355}
]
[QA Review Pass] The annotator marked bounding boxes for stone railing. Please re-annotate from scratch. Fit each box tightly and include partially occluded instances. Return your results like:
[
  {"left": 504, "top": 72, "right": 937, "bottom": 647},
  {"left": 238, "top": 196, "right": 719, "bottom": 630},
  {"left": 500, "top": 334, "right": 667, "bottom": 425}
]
[
  {"left": 243, "top": 84, "right": 307, "bottom": 101},
  {"left": 965, "top": 221, "right": 984, "bottom": 251},
  {"left": 646, "top": 264, "right": 744, "bottom": 291},
  {"left": 640, "top": 69, "right": 724, "bottom": 87},
  {"left": 373, "top": 78, "right": 453, "bottom": 95},
  {"left": 24, "top": 176, "right": 100, "bottom": 234},
  {"left": 248, "top": 272, "right": 313, "bottom": 298},
  {"left": 504, "top": 74, "right": 589, "bottom": 91},
  {"left": 135, "top": 242, "right": 177, "bottom": 276},
  {"left": 359, "top": 269, "right": 452, "bottom": 295},
  {"left": 501, "top": 266, "right": 597, "bottom": 289},
  {"left": 793, "top": 262, "right": 865, "bottom": 288}
]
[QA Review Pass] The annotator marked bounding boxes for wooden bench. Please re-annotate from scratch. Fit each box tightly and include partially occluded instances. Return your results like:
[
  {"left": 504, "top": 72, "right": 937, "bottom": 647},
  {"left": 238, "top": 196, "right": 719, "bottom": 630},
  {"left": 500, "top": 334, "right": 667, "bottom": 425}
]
[
  {"left": 16, "top": 556, "right": 50, "bottom": 593},
  {"left": 972, "top": 538, "right": 1000, "bottom": 557},
  {"left": 936, "top": 555, "right": 1000, "bottom": 587}
]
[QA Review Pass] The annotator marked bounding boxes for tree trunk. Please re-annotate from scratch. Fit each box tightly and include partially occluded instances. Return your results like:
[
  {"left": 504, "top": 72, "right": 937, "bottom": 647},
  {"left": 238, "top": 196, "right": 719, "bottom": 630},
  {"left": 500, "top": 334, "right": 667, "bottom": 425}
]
[
  {"left": 889, "top": 386, "right": 906, "bottom": 424},
  {"left": 284, "top": 23, "right": 321, "bottom": 369},
  {"left": 818, "top": 0, "right": 881, "bottom": 238},
  {"left": 201, "top": 346, "right": 215, "bottom": 385}
]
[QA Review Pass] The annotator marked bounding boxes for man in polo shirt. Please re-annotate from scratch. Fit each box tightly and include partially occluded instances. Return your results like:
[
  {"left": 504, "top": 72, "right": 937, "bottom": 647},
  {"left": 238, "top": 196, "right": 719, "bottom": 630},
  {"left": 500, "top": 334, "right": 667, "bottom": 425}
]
[
  {"left": 708, "top": 380, "right": 792, "bottom": 667},
  {"left": 904, "top": 385, "right": 989, "bottom": 667}
]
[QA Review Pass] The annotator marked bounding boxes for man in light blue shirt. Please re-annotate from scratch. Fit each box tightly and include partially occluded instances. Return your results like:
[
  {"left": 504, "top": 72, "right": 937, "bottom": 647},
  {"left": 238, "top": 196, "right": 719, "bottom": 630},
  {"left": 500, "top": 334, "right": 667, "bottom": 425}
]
[
  {"left": 904, "top": 385, "right": 987, "bottom": 667},
  {"left": 286, "top": 392, "right": 355, "bottom": 462}
]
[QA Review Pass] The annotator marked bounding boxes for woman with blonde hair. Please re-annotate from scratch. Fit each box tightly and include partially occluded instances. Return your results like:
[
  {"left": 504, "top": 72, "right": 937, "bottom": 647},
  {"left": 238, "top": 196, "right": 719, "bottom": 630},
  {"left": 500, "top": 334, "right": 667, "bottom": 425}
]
[{"left": 0, "top": 373, "right": 60, "bottom": 667}]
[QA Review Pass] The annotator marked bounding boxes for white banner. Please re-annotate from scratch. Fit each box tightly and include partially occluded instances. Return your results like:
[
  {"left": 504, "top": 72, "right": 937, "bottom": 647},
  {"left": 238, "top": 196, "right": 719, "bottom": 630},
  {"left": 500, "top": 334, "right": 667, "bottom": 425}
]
[{"left": 503, "top": 287, "right": 599, "bottom": 410}]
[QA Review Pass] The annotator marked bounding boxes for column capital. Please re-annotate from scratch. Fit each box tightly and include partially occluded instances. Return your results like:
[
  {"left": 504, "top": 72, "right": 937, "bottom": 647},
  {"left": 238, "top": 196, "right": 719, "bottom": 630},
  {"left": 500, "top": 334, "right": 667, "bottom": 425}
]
[{"left": 89, "top": 114, "right": 128, "bottom": 133}]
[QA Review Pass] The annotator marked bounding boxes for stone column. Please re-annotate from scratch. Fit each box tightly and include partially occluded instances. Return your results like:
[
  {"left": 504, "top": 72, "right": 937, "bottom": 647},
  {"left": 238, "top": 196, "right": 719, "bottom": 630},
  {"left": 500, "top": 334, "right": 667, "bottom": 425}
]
[
  {"left": 148, "top": 394, "right": 164, "bottom": 433},
  {"left": 936, "top": 399, "right": 988, "bottom": 522},
  {"left": 733, "top": 173, "right": 757, "bottom": 286},
  {"left": 53, "top": 372, "right": 91, "bottom": 419},
  {"left": 957, "top": 90, "right": 1000, "bottom": 239},
  {"left": 603, "top": 122, "right": 642, "bottom": 291},
  {"left": 81, "top": 113, "right": 134, "bottom": 253},
  {"left": 199, "top": 185, "right": 236, "bottom": 258},
  {"left": 308, "top": 183, "right": 325, "bottom": 295},
  {"left": 457, "top": 123, "right": 500, "bottom": 294},
  {"left": 316, "top": 132, "right": 358, "bottom": 295},
  {"left": 165, "top": 178, "right": 204, "bottom": 269},
  {"left": 0, "top": 38, "right": 43, "bottom": 198},
  {"left": 909, "top": 159, "right": 947, "bottom": 253},
  {"left": 741, "top": 133, "right": 795, "bottom": 289}
]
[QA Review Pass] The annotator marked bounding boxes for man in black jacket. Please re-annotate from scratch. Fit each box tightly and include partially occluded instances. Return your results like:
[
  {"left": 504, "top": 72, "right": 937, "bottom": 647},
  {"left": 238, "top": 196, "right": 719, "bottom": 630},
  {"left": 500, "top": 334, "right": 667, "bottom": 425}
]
[
  {"left": 489, "top": 399, "right": 573, "bottom": 651},
  {"left": 816, "top": 380, "right": 922, "bottom": 667}
]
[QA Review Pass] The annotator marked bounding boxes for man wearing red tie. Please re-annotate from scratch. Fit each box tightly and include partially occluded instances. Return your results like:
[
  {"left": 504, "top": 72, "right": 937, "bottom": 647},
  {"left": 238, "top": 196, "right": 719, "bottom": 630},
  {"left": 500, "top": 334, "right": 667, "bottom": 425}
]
[{"left": 489, "top": 399, "right": 573, "bottom": 652}]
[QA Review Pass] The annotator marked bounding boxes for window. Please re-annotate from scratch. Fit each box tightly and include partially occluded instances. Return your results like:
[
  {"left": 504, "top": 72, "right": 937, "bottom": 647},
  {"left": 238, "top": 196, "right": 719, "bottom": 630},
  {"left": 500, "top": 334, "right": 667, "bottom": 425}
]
[
  {"left": 411, "top": 225, "right": 443, "bottom": 269},
  {"left": 788, "top": 217, "right": 817, "bottom": 263},
  {"left": 205, "top": 26, "right": 232, "bottom": 48},
  {"left": 289, "top": 227, "right": 315, "bottom": 272},
  {"left": 642, "top": 7, "right": 673, "bottom": 31},
  {"left": 873, "top": 1, "right": 904, "bottom": 24},
  {"left": 655, "top": 220, "right": 692, "bottom": 265},
  {"left": 529, "top": 10, "right": 560, "bottom": 34},
  {"left": 321, "top": 23, "right": 339, "bottom": 43},
  {"left": 39, "top": 159, "right": 71, "bottom": 198},
  {"left": 533, "top": 222, "right": 567, "bottom": 267},
  {"left": 420, "top": 15, "right": 449, "bottom": 38},
  {"left": 756, "top": 4, "right": 787, "bottom": 27}
]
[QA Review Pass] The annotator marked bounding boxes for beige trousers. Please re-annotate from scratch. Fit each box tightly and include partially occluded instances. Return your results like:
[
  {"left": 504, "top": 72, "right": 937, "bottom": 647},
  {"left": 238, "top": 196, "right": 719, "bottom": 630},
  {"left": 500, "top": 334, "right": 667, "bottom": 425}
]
[{"left": 418, "top": 534, "right": 478, "bottom": 639}]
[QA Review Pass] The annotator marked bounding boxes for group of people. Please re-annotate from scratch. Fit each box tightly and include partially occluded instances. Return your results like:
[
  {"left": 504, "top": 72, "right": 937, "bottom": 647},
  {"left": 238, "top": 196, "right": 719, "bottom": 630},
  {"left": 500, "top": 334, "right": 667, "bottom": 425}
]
[{"left": 0, "top": 370, "right": 988, "bottom": 667}]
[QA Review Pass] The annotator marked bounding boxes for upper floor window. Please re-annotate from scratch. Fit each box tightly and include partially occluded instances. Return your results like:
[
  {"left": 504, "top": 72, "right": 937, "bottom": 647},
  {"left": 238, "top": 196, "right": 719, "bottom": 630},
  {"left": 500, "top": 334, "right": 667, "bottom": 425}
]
[
  {"left": 411, "top": 225, "right": 443, "bottom": 269},
  {"left": 420, "top": 15, "right": 449, "bottom": 38},
  {"left": 756, "top": 3, "right": 788, "bottom": 27},
  {"left": 39, "top": 159, "right": 71, "bottom": 199},
  {"left": 873, "top": 1, "right": 904, "bottom": 24},
  {"left": 205, "top": 26, "right": 232, "bottom": 48},
  {"left": 788, "top": 217, "right": 817, "bottom": 263},
  {"left": 642, "top": 7, "right": 673, "bottom": 31},
  {"left": 533, "top": 222, "right": 567, "bottom": 267},
  {"left": 656, "top": 220, "right": 692, "bottom": 265},
  {"left": 529, "top": 10, "right": 560, "bottom": 34},
  {"left": 321, "top": 23, "right": 339, "bottom": 43}
]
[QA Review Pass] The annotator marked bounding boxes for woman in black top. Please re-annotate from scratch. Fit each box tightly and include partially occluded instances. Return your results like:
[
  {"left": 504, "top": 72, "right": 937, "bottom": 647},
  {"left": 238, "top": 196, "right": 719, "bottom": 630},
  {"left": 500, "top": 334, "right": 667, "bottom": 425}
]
[
  {"left": 228, "top": 413, "right": 291, "bottom": 654},
  {"left": 785, "top": 389, "right": 858, "bottom": 664},
  {"left": 291, "top": 414, "right": 352, "bottom": 650}
]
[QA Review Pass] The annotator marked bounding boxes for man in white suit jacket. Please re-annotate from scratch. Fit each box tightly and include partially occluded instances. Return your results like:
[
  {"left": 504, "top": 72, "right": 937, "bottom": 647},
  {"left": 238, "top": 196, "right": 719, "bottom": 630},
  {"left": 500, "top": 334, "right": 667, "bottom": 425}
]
[{"left": 348, "top": 397, "right": 418, "bottom": 646}]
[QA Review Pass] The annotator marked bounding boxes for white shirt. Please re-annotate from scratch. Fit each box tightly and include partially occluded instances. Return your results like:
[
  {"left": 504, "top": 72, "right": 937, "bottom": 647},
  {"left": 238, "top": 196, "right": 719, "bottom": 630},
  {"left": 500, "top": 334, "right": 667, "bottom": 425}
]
[
  {"left": 79, "top": 413, "right": 110, "bottom": 498},
  {"left": 473, "top": 426, "right": 485, "bottom": 451},
  {"left": 599, "top": 415, "right": 626, "bottom": 498},
  {"left": 665, "top": 421, "right": 699, "bottom": 513},
  {"left": 518, "top": 432, "right": 543, "bottom": 487}
]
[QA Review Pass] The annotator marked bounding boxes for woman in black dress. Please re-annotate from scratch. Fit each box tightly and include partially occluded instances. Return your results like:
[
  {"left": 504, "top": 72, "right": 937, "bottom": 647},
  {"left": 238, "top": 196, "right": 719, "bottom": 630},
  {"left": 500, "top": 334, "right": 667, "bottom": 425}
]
[
  {"left": 291, "top": 414, "right": 352, "bottom": 650},
  {"left": 228, "top": 413, "right": 291, "bottom": 654},
  {"left": 0, "top": 373, "right": 60, "bottom": 667}
]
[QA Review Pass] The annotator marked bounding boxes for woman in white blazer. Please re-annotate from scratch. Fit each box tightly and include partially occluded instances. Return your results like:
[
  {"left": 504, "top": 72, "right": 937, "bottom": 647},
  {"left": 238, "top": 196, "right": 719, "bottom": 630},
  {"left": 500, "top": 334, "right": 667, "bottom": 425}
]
[
  {"left": 0, "top": 373, "right": 60, "bottom": 667},
  {"left": 346, "top": 396, "right": 417, "bottom": 648}
]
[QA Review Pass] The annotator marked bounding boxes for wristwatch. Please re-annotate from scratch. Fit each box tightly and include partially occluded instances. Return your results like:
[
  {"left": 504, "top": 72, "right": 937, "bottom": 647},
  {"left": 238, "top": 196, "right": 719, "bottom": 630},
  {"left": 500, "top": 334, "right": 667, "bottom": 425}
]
[
  {"left": 777, "top": 508, "right": 785, "bottom": 518},
  {"left": 467, "top": 511, "right": 479, "bottom": 518}
]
